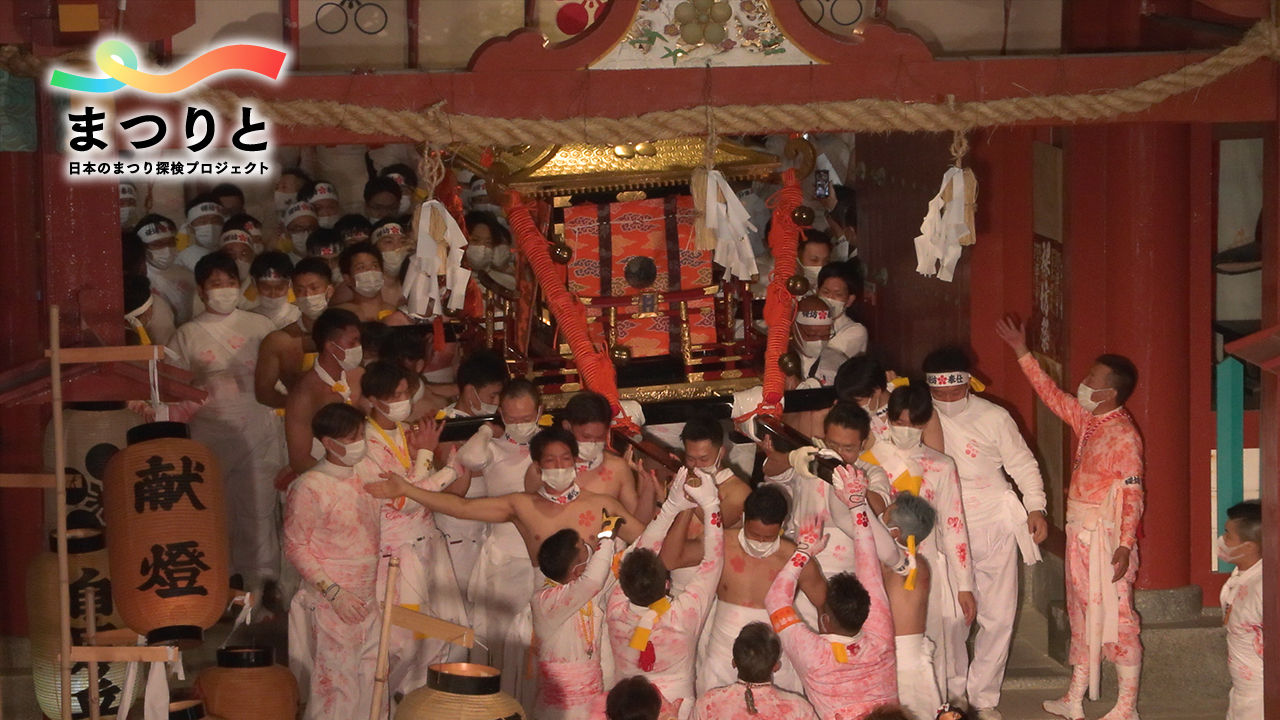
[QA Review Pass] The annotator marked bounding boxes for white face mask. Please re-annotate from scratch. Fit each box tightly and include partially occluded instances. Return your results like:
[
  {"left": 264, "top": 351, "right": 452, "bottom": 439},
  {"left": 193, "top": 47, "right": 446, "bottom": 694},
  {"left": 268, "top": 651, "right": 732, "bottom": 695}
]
[
  {"left": 398, "top": 195, "right": 412, "bottom": 215},
  {"left": 541, "top": 466, "right": 576, "bottom": 493},
  {"left": 740, "top": 530, "right": 781, "bottom": 560},
  {"left": 296, "top": 292, "right": 328, "bottom": 319},
  {"left": 331, "top": 266, "right": 344, "bottom": 284},
  {"left": 933, "top": 396, "right": 968, "bottom": 417},
  {"left": 492, "top": 245, "right": 512, "bottom": 268},
  {"left": 381, "top": 249, "right": 409, "bottom": 273},
  {"left": 258, "top": 294, "right": 289, "bottom": 313},
  {"left": 234, "top": 259, "right": 252, "bottom": 280},
  {"left": 193, "top": 225, "right": 219, "bottom": 249},
  {"left": 793, "top": 326, "right": 827, "bottom": 358},
  {"left": 290, "top": 231, "right": 310, "bottom": 255},
  {"left": 820, "top": 296, "right": 846, "bottom": 317},
  {"left": 120, "top": 207, "right": 134, "bottom": 228},
  {"left": 466, "top": 245, "right": 493, "bottom": 269},
  {"left": 801, "top": 264, "right": 821, "bottom": 289},
  {"left": 378, "top": 398, "right": 412, "bottom": 423},
  {"left": 503, "top": 413, "right": 540, "bottom": 444},
  {"left": 331, "top": 437, "right": 366, "bottom": 466},
  {"left": 1077, "top": 382, "right": 1105, "bottom": 413},
  {"left": 317, "top": 215, "right": 338, "bottom": 229},
  {"left": 332, "top": 343, "right": 363, "bottom": 370},
  {"left": 147, "top": 246, "right": 175, "bottom": 270},
  {"left": 353, "top": 270, "right": 385, "bottom": 298},
  {"left": 205, "top": 287, "right": 240, "bottom": 315},
  {"left": 888, "top": 425, "right": 923, "bottom": 450},
  {"left": 859, "top": 397, "right": 888, "bottom": 419},
  {"left": 1215, "top": 535, "right": 1249, "bottom": 564},
  {"left": 578, "top": 441, "right": 606, "bottom": 468},
  {"left": 470, "top": 387, "right": 498, "bottom": 415},
  {"left": 274, "top": 191, "right": 296, "bottom": 213}
]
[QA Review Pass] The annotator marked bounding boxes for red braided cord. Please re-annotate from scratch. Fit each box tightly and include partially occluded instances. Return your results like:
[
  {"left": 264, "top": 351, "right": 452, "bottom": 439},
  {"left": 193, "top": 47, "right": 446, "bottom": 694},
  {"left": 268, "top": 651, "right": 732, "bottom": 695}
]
[
  {"left": 504, "top": 192, "right": 639, "bottom": 434},
  {"left": 759, "top": 170, "right": 803, "bottom": 414}
]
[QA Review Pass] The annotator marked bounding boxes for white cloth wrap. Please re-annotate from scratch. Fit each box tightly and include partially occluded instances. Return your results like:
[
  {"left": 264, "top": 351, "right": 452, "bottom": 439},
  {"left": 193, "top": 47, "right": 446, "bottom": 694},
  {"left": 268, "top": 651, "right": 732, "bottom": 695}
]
[{"left": 1066, "top": 486, "right": 1123, "bottom": 701}]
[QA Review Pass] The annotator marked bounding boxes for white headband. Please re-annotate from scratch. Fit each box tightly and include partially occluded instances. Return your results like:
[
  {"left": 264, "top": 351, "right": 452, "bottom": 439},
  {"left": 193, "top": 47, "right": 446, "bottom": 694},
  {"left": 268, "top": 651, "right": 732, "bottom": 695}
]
[
  {"left": 925, "top": 371, "right": 970, "bottom": 388},
  {"left": 220, "top": 229, "right": 253, "bottom": 248},
  {"left": 312, "top": 182, "right": 337, "bottom": 200},
  {"left": 371, "top": 223, "right": 404, "bottom": 242},
  {"left": 284, "top": 201, "right": 317, "bottom": 226},
  {"left": 386, "top": 173, "right": 406, "bottom": 187},
  {"left": 187, "top": 202, "right": 223, "bottom": 224},
  {"left": 256, "top": 267, "right": 287, "bottom": 282},
  {"left": 138, "top": 221, "right": 176, "bottom": 244},
  {"left": 795, "top": 307, "right": 834, "bottom": 326}
]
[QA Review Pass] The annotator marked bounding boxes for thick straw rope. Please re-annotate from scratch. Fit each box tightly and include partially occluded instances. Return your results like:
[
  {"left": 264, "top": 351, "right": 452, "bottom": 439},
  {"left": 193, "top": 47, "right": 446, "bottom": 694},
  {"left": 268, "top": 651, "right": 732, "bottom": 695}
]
[{"left": 4, "top": 20, "right": 1278, "bottom": 142}]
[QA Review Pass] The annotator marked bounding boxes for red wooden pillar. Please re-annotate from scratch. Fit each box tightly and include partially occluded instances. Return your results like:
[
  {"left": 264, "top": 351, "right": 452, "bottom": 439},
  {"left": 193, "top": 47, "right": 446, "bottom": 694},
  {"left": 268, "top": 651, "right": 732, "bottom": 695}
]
[
  {"left": 1064, "top": 123, "right": 1194, "bottom": 591},
  {"left": 1258, "top": 117, "right": 1280, "bottom": 720},
  {"left": 1106, "top": 123, "right": 1194, "bottom": 590}
]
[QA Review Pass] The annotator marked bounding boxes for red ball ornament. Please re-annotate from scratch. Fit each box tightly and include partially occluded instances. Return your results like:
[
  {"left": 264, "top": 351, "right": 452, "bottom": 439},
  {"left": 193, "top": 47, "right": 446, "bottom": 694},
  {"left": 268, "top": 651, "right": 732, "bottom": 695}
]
[{"left": 557, "top": 2, "right": 590, "bottom": 35}]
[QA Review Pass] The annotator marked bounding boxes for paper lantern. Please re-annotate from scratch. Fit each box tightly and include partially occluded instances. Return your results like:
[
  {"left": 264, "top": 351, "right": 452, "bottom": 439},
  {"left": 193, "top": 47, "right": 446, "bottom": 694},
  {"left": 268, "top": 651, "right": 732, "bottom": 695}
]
[
  {"left": 44, "top": 402, "right": 141, "bottom": 528},
  {"left": 195, "top": 646, "right": 298, "bottom": 720},
  {"left": 396, "top": 663, "right": 524, "bottom": 719},
  {"left": 27, "top": 528, "right": 133, "bottom": 719},
  {"left": 103, "top": 422, "right": 229, "bottom": 646}
]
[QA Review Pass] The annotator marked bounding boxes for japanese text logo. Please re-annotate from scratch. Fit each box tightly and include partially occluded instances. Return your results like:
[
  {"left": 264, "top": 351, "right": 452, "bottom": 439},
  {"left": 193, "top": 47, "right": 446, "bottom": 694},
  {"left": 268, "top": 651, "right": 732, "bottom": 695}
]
[{"left": 49, "top": 38, "right": 286, "bottom": 94}]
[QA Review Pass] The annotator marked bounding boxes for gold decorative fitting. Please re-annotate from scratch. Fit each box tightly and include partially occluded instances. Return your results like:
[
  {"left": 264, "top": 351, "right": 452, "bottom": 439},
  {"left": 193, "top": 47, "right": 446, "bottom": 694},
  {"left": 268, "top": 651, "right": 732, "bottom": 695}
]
[{"left": 454, "top": 137, "right": 778, "bottom": 197}]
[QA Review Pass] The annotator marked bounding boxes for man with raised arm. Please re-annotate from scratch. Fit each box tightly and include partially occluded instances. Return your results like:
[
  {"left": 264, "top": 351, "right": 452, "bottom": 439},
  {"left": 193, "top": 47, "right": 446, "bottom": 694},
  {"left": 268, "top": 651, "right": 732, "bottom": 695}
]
[{"left": 996, "top": 315, "right": 1144, "bottom": 720}]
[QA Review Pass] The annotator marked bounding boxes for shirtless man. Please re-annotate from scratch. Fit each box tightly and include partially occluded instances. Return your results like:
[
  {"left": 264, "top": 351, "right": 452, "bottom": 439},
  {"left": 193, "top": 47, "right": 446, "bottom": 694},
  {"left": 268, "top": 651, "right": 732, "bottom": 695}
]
[
  {"left": 283, "top": 308, "right": 365, "bottom": 476},
  {"left": 378, "top": 326, "right": 455, "bottom": 421},
  {"left": 656, "top": 416, "right": 751, "bottom": 586},
  {"left": 334, "top": 241, "right": 410, "bottom": 325},
  {"left": 255, "top": 258, "right": 334, "bottom": 409},
  {"left": 523, "top": 391, "right": 648, "bottom": 520},
  {"left": 370, "top": 425, "right": 644, "bottom": 702},
  {"left": 878, "top": 493, "right": 942, "bottom": 720},
  {"left": 696, "top": 485, "right": 827, "bottom": 697}
]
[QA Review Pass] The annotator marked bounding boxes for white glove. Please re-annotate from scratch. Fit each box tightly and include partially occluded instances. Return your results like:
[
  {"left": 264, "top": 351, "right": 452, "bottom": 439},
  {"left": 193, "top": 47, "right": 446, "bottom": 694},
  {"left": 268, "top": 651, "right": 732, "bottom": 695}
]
[
  {"left": 663, "top": 467, "right": 697, "bottom": 512},
  {"left": 330, "top": 586, "right": 369, "bottom": 624},
  {"left": 421, "top": 466, "right": 457, "bottom": 492},
  {"left": 685, "top": 468, "right": 721, "bottom": 509},
  {"left": 456, "top": 424, "right": 494, "bottom": 471},
  {"left": 788, "top": 446, "right": 821, "bottom": 481}
]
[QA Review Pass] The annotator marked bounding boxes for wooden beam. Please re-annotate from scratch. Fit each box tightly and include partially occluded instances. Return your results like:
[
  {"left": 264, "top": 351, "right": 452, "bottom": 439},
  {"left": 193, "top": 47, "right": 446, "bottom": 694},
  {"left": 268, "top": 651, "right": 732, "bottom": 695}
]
[
  {"left": 388, "top": 605, "right": 474, "bottom": 648},
  {"left": 0, "top": 473, "right": 56, "bottom": 489},
  {"left": 67, "top": 645, "right": 178, "bottom": 663},
  {"left": 45, "top": 346, "right": 165, "bottom": 364}
]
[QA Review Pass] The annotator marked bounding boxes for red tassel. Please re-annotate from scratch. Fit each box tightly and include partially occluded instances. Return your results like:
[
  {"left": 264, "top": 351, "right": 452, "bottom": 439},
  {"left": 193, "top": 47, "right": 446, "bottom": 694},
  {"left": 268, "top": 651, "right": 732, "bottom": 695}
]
[{"left": 638, "top": 641, "right": 656, "bottom": 672}]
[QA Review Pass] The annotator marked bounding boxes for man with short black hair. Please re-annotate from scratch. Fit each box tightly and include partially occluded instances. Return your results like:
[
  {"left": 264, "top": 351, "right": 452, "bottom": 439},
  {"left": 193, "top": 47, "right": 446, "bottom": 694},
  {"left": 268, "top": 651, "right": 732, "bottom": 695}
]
[
  {"left": 170, "top": 252, "right": 283, "bottom": 593},
  {"left": 254, "top": 258, "right": 334, "bottom": 410},
  {"left": 136, "top": 213, "right": 198, "bottom": 324},
  {"left": 996, "top": 316, "right": 1143, "bottom": 720},
  {"left": 867, "top": 383, "right": 975, "bottom": 703},
  {"left": 922, "top": 344, "right": 1047, "bottom": 716},
  {"left": 1218, "top": 500, "right": 1263, "bottom": 720},
  {"left": 877, "top": 492, "right": 943, "bottom": 720},
  {"left": 694, "top": 485, "right": 826, "bottom": 696},
  {"left": 284, "top": 308, "right": 364, "bottom": 474},
  {"left": 606, "top": 468, "right": 723, "bottom": 711},
  {"left": 530, "top": 526, "right": 624, "bottom": 720},
  {"left": 284, "top": 402, "right": 380, "bottom": 720},
  {"left": 692, "top": 623, "right": 818, "bottom": 719},
  {"left": 764, "top": 464, "right": 899, "bottom": 720},
  {"left": 249, "top": 251, "right": 300, "bottom": 329}
]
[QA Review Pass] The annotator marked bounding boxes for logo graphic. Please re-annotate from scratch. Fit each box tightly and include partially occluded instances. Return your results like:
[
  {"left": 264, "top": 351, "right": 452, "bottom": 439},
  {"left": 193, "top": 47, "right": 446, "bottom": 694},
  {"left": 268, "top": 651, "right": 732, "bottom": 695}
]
[{"left": 49, "top": 39, "right": 287, "bottom": 94}]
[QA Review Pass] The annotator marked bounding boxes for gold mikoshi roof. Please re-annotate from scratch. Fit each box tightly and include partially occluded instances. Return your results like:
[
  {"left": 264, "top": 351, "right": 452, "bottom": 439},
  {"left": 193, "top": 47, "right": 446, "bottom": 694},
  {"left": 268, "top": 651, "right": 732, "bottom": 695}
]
[{"left": 454, "top": 137, "right": 779, "bottom": 197}]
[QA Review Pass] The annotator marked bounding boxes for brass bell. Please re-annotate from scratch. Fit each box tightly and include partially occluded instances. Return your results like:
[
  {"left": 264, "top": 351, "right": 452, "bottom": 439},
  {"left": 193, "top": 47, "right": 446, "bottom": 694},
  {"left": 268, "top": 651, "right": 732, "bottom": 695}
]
[
  {"left": 610, "top": 344, "right": 633, "bottom": 364},
  {"left": 634, "top": 141, "right": 657, "bottom": 157},
  {"left": 785, "top": 274, "right": 810, "bottom": 296},
  {"left": 613, "top": 144, "right": 636, "bottom": 159},
  {"left": 550, "top": 242, "right": 573, "bottom": 264},
  {"left": 778, "top": 351, "right": 802, "bottom": 377},
  {"left": 791, "top": 205, "right": 815, "bottom": 227}
]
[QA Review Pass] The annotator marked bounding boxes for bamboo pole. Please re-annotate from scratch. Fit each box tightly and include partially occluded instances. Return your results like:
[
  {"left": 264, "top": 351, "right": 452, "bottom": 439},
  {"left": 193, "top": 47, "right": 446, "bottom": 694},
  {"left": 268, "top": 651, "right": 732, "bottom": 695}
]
[
  {"left": 51, "top": 306, "right": 73, "bottom": 720},
  {"left": 85, "top": 586, "right": 101, "bottom": 720},
  {"left": 369, "top": 557, "right": 400, "bottom": 720}
]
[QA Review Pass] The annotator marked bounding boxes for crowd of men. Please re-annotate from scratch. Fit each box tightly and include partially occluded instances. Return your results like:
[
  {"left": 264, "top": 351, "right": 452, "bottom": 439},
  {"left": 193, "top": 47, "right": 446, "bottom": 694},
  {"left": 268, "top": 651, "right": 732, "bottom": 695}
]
[{"left": 115, "top": 168, "right": 1265, "bottom": 720}]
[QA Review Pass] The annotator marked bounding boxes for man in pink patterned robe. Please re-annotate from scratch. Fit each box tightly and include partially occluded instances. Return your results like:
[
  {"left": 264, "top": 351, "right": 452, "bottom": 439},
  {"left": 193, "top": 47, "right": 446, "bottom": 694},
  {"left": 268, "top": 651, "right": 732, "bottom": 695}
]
[
  {"left": 765, "top": 464, "right": 899, "bottom": 720},
  {"left": 997, "top": 316, "right": 1144, "bottom": 720}
]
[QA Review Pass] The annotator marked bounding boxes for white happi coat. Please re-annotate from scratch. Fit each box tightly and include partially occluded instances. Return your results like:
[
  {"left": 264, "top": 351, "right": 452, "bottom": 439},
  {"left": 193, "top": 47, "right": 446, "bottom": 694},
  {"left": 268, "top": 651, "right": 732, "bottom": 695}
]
[
  {"left": 531, "top": 538, "right": 619, "bottom": 720},
  {"left": 359, "top": 420, "right": 469, "bottom": 696},
  {"left": 169, "top": 309, "right": 284, "bottom": 585},
  {"left": 1221, "top": 560, "right": 1264, "bottom": 720},
  {"left": 935, "top": 393, "right": 1046, "bottom": 707},
  {"left": 283, "top": 460, "right": 381, "bottom": 720}
]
